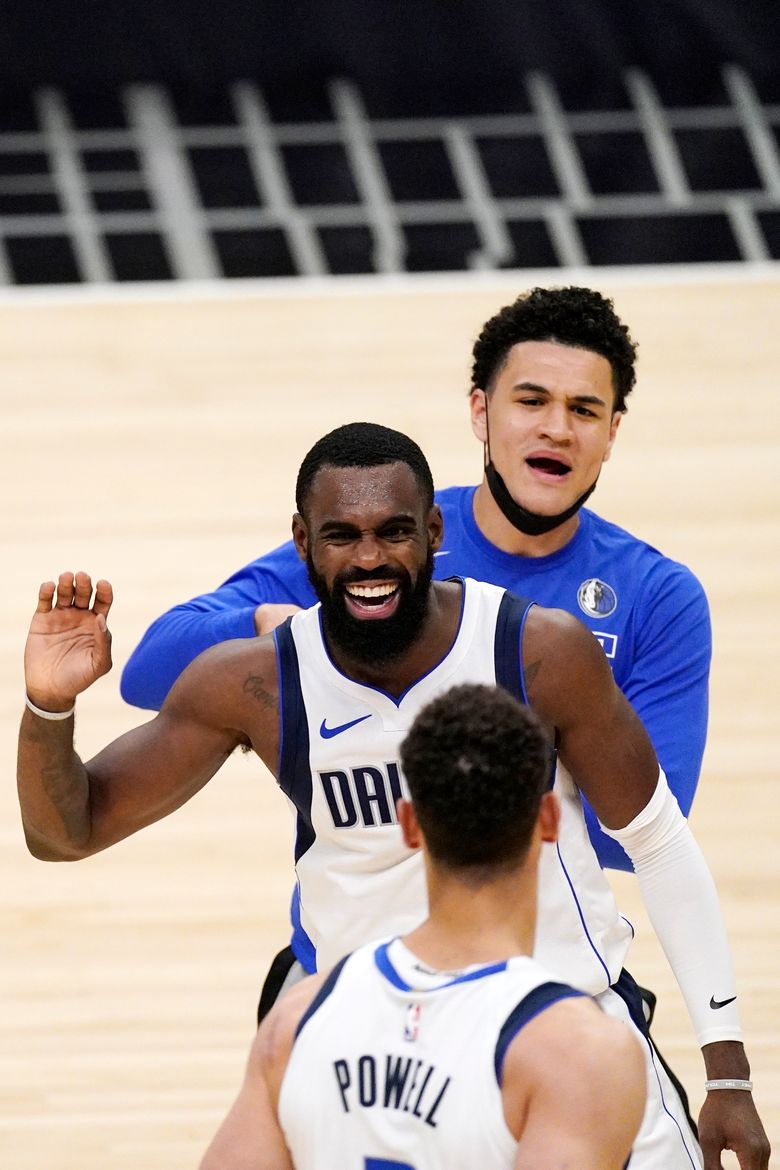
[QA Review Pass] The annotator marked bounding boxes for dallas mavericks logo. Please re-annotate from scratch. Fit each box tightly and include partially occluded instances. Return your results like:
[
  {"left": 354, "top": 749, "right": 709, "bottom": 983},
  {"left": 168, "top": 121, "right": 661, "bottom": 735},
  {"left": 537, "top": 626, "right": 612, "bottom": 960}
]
[{"left": 577, "top": 578, "right": 617, "bottom": 618}]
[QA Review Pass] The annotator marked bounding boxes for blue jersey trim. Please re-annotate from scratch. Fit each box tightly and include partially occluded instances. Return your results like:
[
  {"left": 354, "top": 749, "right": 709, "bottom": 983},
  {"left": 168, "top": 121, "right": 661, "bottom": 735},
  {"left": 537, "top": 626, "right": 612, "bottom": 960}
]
[
  {"left": 275, "top": 619, "right": 320, "bottom": 971},
  {"left": 494, "top": 981, "right": 584, "bottom": 1085},
  {"left": 494, "top": 591, "right": 556, "bottom": 788},
  {"left": 290, "top": 887, "right": 317, "bottom": 973},
  {"left": 274, "top": 620, "right": 315, "bottom": 861},
  {"left": 374, "top": 939, "right": 508, "bottom": 992},
  {"left": 493, "top": 590, "right": 532, "bottom": 704},
  {"left": 294, "top": 953, "right": 351, "bottom": 1040},
  {"left": 273, "top": 623, "right": 287, "bottom": 780}
]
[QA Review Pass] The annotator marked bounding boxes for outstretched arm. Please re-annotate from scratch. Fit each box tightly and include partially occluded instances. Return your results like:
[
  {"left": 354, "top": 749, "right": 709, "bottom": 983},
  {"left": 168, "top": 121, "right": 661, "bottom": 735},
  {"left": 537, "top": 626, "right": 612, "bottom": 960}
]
[{"left": 18, "top": 572, "right": 275, "bottom": 861}]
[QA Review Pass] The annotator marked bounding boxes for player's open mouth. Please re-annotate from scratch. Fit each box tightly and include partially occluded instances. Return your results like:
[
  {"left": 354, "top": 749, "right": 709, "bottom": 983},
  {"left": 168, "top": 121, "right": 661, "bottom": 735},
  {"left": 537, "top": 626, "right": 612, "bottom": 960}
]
[
  {"left": 344, "top": 582, "right": 401, "bottom": 620},
  {"left": 526, "top": 456, "right": 571, "bottom": 478}
]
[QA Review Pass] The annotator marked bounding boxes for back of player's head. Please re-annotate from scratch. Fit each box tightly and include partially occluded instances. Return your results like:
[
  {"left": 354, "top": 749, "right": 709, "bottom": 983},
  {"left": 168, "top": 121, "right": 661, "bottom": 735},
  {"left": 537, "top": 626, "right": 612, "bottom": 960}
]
[
  {"left": 471, "top": 285, "right": 638, "bottom": 412},
  {"left": 400, "top": 683, "right": 550, "bottom": 876},
  {"left": 295, "top": 422, "right": 435, "bottom": 515}
]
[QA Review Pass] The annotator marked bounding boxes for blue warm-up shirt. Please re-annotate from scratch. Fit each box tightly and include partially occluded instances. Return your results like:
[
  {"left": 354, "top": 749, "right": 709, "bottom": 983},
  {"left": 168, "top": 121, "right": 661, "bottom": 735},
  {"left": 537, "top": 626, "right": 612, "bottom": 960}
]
[{"left": 121, "top": 486, "right": 710, "bottom": 871}]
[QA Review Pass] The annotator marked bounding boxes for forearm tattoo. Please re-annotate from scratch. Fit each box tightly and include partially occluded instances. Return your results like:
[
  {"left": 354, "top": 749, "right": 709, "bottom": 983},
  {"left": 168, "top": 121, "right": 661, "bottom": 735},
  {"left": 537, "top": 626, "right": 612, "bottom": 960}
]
[{"left": 18, "top": 714, "right": 90, "bottom": 840}]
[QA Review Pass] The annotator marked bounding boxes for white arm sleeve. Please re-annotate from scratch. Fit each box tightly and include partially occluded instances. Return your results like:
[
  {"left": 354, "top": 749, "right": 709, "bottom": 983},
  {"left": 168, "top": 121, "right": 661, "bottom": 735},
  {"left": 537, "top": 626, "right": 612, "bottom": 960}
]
[{"left": 601, "top": 770, "right": 742, "bottom": 1047}]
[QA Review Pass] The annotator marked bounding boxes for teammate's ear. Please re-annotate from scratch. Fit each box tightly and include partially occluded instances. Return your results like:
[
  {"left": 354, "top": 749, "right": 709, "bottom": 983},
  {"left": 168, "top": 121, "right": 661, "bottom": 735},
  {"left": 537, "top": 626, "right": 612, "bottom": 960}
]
[
  {"left": 538, "top": 791, "right": 560, "bottom": 844},
  {"left": 469, "top": 388, "right": 488, "bottom": 444},
  {"left": 397, "top": 799, "right": 422, "bottom": 850},
  {"left": 427, "top": 504, "right": 444, "bottom": 552},
  {"left": 292, "top": 513, "right": 308, "bottom": 562},
  {"left": 602, "top": 409, "right": 623, "bottom": 464}
]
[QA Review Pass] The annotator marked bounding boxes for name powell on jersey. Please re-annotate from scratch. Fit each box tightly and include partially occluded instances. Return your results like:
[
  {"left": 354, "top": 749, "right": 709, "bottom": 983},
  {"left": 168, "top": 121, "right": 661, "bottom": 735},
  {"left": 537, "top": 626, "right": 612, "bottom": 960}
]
[{"left": 320, "top": 762, "right": 408, "bottom": 828}]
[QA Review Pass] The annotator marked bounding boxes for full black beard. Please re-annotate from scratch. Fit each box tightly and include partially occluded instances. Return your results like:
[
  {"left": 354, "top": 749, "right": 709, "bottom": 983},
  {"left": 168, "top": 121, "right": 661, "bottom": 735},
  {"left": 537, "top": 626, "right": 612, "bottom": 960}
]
[
  {"left": 485, "top": 461, "right": 599, "bottom": 537},
  {"left": 306, "top": 547, "right": 435, "bottom": 667}
]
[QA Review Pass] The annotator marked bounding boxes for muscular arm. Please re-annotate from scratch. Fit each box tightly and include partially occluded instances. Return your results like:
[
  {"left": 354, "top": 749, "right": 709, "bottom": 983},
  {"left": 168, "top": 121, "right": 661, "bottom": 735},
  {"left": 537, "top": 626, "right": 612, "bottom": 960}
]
[
  {"left": 18, "top": 698, "right": 235, "bottom": 860},
  {"left": 524, "top": 607, "right": 659, "bottom": 828},
  {"left": 120, "top": 544, "right": 314, "bottom": 710},
  {"left": 19, "top": 637, "right": 280, "bottom": 861},
  {"left": 504, "top": 997, "right": 645, "bottom": 1170}
]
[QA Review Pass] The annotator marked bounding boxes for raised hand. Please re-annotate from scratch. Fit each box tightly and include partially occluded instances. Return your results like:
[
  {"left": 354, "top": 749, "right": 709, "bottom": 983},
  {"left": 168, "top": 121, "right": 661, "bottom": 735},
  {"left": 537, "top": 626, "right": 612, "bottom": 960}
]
[{"left": 24, "top": 572, "right": 114, "bottom": 711}]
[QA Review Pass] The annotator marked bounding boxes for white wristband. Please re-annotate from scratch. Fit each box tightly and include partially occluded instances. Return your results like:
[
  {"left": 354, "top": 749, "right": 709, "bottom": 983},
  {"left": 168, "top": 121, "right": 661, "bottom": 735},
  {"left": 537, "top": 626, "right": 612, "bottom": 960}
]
[
  {"left": 25, "top": 694, "right": 75, "bottom": 721},
  {"left": 705, "top": 1079, "right": 753, "bottom": 1092}
]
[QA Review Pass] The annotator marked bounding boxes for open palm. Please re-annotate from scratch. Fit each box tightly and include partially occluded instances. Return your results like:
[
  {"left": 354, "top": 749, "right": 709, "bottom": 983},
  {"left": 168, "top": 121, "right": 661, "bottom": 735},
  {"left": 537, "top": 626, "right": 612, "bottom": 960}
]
[{"left": 24, "top": 572, "right": 114, "bottom": 708}]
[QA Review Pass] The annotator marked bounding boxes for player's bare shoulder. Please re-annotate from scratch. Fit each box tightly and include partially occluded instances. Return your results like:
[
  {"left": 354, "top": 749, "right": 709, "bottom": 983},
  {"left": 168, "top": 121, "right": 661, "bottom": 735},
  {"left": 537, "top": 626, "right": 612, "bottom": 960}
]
[
  {"left": 502, "top": 994, "right": 645, "bottom": 1155},
  {"left": 163, "top": 632, "right": 281, "bottom": 748},
  {"left": 521, "top": 603, "right": 613, "bottom": 713},
  {"left": 253, "top": 972, "right": 329, "bottom": 1099}
]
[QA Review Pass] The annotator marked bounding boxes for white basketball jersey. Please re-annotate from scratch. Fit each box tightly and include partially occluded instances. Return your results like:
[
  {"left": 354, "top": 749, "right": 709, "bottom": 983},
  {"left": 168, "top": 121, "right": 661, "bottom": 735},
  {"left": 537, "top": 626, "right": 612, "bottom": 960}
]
[
  {"left": 278, "top": 938, "right": 585, "bottom": 1170},
  {"left": 274, "top": 577, "right": 633, "bottom": 987}
]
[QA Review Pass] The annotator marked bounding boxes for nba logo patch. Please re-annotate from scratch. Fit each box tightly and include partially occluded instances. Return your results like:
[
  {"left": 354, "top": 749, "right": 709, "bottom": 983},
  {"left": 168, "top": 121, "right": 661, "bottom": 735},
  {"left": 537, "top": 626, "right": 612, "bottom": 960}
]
[
  {"left": 404, "top": 1002, "right": 421, "bottom": 1042},
  {"left": 577, "top": 578, "right": 617, "bottom": 618}
]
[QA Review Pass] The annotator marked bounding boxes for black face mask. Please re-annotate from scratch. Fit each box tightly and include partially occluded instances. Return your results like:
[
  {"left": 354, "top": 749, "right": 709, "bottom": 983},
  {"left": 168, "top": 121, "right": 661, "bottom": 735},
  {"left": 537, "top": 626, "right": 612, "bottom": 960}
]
[
  {"left": 484, "top": 459, "right": 598, "bottom": 536},
  {"left": 482, "top": 394, "right": 599, "bottom": 537}
]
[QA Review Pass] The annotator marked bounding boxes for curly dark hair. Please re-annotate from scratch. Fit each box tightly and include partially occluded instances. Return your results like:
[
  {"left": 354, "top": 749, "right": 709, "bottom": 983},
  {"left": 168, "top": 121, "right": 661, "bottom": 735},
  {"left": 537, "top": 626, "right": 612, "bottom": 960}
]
[
  {"left": 400, "top": 683, "right": 550, "bottom": 876},
  {"left": 295, "top": 422, "right": 434, "bottom": 515},
  {"left": 471, "top": 286, "right": 638, "bottom": 412}
]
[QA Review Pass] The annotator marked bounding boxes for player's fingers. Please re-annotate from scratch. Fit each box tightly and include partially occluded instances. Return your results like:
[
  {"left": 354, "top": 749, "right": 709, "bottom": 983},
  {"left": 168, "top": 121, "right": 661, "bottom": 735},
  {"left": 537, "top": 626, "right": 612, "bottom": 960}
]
[
  {"left": 92, "top": 579, "right": 113, "bottom": 617},
  {"left": 55, "top": 571, "right": 76, "bottom": 608},
  {"left": 36, "top": 581, "right": 56, "bottom": 613},
  {"left": 73, "top": 570, "right": 94, "bottom": 609},
  {"left": 92, "top": 613, "right": 114, "bottom": 678}
]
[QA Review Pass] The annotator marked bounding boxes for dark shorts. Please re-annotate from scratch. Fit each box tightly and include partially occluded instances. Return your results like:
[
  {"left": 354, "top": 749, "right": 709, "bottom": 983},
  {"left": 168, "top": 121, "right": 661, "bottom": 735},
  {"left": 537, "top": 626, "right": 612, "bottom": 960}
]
[
  {"left": 623, "top": 973, "right": 698, "bottom": 1139},
  {"left": 257, "top": 944, "right": 298, "bottom": 1024}
]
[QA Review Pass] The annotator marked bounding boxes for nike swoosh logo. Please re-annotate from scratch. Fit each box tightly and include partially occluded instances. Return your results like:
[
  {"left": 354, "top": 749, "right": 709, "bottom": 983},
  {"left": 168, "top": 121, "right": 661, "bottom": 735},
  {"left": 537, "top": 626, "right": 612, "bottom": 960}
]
[
  {"left": 709, "top": 995, "right": 737, "bottom": 1010},
  {"left": 434, "top": 550, "right": 451, "bottom": 557},
  {"left": 320, "top": 714, "right": 372, "bottom": 739}
]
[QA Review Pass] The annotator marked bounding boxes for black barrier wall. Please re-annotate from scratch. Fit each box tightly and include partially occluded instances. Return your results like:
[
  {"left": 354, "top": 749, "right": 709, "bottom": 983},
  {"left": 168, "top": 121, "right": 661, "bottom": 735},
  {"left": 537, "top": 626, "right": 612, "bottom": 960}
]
[
  {"left": 1, "top": 0, "right": 777, "bottom": 111},
  {"left": 0, "top": 0, "right": 777, "bottom": 282}
]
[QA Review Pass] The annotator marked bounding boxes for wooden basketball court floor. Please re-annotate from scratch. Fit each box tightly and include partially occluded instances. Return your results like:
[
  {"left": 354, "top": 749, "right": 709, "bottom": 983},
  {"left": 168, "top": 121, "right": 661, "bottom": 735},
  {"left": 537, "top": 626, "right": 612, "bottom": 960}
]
[{"left": 1, "top": 264, "right": 778, "bottom": 1168}]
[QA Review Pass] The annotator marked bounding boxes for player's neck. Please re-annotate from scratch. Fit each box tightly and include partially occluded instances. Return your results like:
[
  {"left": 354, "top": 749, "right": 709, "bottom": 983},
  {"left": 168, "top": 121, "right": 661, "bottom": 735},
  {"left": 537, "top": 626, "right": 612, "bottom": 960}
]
[
  {"left": 403, "top": 870, "right": 537, "bottom": 970},
  {"left": 472, "top": 479, "right": 580, "bottom": 558}
]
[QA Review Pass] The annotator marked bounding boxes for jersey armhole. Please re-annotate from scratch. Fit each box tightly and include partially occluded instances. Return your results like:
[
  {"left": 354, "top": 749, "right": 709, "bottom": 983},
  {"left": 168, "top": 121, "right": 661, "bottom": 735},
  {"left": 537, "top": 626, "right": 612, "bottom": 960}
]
[
  {"left": 494, "top": 592, "right": 533, "bottom": 704},
  {"left": 294, "top": 953, "right": 351, "bottom": 1041},
  {"left": 494, "top": 982, "right": 584, "bottom": 1085}
]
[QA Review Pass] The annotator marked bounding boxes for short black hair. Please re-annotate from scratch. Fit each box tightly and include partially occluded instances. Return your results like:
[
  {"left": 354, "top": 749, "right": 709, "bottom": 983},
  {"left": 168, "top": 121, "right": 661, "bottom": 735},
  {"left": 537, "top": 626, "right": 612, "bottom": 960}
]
[
  {"left": 400, "top": 683, "right": 550, "bottom": 877},
  {"left": 471, "top": 286, "right": 638, "bottom": 412},
  {"left": 295, "top": 422, "right": 435, "bottom": 515}
]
